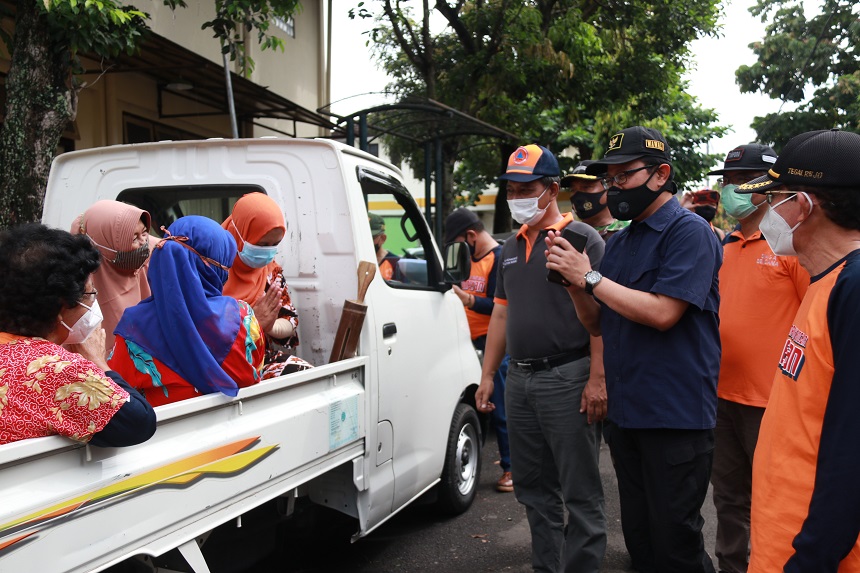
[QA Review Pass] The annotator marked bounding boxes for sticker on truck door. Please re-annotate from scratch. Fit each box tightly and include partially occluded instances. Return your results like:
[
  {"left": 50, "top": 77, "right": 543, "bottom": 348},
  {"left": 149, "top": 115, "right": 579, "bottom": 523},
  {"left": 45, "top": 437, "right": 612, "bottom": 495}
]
[{"left": 330, "top": 396, "right": 359, "bottom": 450}]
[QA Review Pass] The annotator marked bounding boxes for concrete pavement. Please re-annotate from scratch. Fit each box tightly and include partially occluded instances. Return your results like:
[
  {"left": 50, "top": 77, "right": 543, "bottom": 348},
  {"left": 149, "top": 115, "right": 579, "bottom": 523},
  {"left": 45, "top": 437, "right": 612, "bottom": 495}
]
[{"left": 268, "top": 430, "right": 718, "bottom": 572}]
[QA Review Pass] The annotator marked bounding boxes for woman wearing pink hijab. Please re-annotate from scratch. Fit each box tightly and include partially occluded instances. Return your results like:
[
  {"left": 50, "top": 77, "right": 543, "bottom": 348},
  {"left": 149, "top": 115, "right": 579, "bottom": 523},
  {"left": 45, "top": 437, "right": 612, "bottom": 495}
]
[{"left": 71, "top": 200, "right": 157, "bottom": 356}]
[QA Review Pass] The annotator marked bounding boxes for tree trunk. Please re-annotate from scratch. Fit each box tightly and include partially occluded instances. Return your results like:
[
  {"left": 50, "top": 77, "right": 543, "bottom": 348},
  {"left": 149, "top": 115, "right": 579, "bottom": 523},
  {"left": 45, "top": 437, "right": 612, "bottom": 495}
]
[
  {"left": 440, "top": 142, "right": 457, "bottom": 219},
  {"left": 493, "top": 141, "right": 516, "bottom": 234},
  {"left": 0, "top": 0, "right": 76, "bottom": 229}
]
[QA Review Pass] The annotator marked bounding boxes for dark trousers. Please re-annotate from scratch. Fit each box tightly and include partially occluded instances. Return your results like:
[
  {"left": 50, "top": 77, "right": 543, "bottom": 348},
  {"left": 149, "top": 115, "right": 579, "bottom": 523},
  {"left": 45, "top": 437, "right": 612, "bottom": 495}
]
[
  {"left": 605, "top": 425, "right": 716, "bottom": 573},
  {"left": 711, "top": 398, "right": 765, "bottom": 573},
  {"left": 506, "top": 358, "right": 606, "bottom": 573}
]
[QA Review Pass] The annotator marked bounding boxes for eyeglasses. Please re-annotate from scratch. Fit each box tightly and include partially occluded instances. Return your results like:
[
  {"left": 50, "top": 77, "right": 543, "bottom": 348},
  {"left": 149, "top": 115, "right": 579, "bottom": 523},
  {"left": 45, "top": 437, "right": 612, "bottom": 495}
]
[
  {"left": 765, "top": 192, "right": 797, "bottom": 205},
  {"left": 599, "top": 165, "right": 657, "bottom": 190},
  {"left": 81, "top": 288, "right": 98, "bottom": 300}
]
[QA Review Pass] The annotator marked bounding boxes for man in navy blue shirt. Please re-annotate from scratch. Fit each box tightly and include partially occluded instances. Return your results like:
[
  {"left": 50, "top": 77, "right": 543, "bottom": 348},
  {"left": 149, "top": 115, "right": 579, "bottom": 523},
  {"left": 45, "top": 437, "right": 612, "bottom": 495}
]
[{"left": 546, "top": 126, "right": 721, "bottom": 573}]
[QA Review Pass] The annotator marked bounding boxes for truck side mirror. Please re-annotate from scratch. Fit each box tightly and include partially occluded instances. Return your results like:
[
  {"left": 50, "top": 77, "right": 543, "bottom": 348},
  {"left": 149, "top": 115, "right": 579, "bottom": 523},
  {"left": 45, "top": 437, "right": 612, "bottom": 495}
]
[{"left": 443, "top": 241, "right": 471, "bottom": 285}]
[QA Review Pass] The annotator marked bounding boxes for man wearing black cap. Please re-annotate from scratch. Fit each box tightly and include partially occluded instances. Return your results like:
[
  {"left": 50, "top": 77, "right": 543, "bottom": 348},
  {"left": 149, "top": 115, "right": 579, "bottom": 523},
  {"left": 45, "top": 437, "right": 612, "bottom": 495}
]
[
  {"left": 562, "top": 160, "right": 629, "bottom": 240},
  {"left": 706, "top": 144, "right": 808, "bottom": 573},
  {"left": 444, "top": 208, "right": 513, "bottom": 493},
  {"left": 733, "top": 130, "right": 860, "bottom": 572},
  {"left": 475, "top": 144, "right": 607, "bottom": 572},
  {"left": 546, "top": 126, "right": 721, "bottom": 573}
]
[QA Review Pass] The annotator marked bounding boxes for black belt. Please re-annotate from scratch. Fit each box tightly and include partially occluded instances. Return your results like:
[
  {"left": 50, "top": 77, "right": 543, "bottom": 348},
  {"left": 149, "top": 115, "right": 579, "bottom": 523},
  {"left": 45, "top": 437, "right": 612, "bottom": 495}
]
[{"left": 510, "top": 348, "right": 589, "bottom": 372}]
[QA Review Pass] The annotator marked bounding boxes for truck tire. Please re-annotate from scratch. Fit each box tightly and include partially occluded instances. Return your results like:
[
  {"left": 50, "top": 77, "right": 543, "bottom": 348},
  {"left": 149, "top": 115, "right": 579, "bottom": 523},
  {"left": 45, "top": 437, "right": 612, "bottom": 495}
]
[{"left": 435, "top": 402, "right": 482, "bottom": 515}]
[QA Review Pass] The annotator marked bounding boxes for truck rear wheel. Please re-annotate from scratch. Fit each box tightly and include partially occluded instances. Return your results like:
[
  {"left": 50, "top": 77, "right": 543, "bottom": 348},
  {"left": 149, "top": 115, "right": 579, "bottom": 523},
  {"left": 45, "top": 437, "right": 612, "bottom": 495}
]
[{"left": 435, "top": 403, "right": 481, "bottom": 515}]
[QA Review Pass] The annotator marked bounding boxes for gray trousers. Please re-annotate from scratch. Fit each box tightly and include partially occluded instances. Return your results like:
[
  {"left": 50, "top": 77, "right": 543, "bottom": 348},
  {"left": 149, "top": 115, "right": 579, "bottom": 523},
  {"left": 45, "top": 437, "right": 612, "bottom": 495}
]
[
  {"left": 506, "top": 357, "right": 606, "bottom": 573},
  {"left": 711, "top": 398, "right": 765, "bottom": 573}
]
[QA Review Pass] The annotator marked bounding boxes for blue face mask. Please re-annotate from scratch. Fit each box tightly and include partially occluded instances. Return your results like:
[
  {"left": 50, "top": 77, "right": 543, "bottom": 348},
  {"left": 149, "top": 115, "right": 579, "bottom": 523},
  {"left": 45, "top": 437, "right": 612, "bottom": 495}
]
[
  {"left": 239, "top": 243, "right": 278, "bottom": 268},
  {"left": 232, "top": 221, "right": 279, "bottom": 269}
]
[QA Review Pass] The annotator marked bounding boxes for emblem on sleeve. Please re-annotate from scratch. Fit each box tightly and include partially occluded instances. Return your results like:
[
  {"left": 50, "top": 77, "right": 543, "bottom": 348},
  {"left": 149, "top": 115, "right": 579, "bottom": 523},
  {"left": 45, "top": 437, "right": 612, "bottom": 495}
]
[{"left": 778, "top": 325, "right": 808, "bottom": 381}]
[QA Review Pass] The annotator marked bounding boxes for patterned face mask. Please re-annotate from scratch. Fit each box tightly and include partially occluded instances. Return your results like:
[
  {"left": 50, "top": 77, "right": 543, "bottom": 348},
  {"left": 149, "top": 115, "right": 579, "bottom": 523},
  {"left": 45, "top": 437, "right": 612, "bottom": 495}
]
[
  {"left": 88, "top": 236, "right": 151, "bottom": 272},
  {"left": 571, "top": 191, "right": 607, "bottom": 220}
]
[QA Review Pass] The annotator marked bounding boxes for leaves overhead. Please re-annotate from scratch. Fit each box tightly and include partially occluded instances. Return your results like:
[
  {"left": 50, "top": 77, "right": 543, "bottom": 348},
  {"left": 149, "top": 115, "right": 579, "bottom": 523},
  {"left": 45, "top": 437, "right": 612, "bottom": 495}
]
[
  {"left": 357, "top": 0, "right": 728, "bottom": 217},
  {"left": 39, "top": 0, "right": 148, "bottom": 62},
  {"left": 736, "top": 0, "right": 860, "bottom": 150}
]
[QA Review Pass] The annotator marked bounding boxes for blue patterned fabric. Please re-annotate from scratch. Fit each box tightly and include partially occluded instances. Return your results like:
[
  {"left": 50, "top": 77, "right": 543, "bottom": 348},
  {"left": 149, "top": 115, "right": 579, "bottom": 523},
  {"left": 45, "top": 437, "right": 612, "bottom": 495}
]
[
  {"left": 125, "top": 339, "right": 166, "bottom": 398},
  {"left": 115, "top": 216, "right": 242, "bottom": 397},
  {"left": 241, "top": 304, "right": 260, "bottom": 381}
]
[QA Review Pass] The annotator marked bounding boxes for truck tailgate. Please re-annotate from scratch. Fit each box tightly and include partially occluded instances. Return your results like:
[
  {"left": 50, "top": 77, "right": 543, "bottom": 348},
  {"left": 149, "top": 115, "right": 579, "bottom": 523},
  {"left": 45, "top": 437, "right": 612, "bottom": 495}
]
[{"left": 0, "top": 358, "right": 367, "bottom": 572}]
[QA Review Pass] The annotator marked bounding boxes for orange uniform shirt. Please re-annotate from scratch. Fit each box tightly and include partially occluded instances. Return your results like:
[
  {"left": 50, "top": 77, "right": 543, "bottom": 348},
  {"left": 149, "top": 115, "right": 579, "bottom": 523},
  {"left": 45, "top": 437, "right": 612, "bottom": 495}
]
[
  {"left": 460, "top": 245, "right": 501, "bottom": 340},
  {"left": 750, "top": 255, "right": 860, "bottom": 571},
  {"left": 718, "top": 230, "right": 808, "bottom": 406}
]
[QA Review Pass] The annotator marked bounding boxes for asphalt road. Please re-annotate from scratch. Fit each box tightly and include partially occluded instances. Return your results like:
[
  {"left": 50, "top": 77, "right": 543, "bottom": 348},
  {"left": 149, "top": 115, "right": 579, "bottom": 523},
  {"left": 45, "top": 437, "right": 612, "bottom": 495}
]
[{"left": 261, "top": 430, "right": 718, "bottom": 573}]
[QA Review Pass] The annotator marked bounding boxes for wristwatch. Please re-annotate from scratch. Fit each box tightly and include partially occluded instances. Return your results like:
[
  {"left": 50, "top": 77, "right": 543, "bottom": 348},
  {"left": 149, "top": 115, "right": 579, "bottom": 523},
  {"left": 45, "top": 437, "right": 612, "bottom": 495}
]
[{"left": 584, "top": 270, "right": 603, "bottom": 295}]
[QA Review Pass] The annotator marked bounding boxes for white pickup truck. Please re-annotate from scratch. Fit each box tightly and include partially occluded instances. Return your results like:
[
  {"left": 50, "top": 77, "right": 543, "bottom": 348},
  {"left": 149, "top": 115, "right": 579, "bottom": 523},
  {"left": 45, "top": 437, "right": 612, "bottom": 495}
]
[{"left": 0, "top": 139, "right": 483, "bottom": 572}]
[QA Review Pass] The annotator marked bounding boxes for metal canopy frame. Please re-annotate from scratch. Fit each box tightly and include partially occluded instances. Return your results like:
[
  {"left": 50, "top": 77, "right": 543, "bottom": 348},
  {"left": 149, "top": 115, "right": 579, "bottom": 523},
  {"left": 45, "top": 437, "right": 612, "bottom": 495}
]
[
  {"left": 319, "top": 97, "right": 519, "bottom": 241},
  {"left": 79, "top": 33, "right": 339, "bottom": 137}
]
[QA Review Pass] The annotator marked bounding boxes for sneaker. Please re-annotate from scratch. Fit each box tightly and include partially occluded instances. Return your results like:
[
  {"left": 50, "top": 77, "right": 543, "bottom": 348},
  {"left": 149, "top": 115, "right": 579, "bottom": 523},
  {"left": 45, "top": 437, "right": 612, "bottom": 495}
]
[{"left": 496, "top": 471, "right": 513, "bottom": 492}]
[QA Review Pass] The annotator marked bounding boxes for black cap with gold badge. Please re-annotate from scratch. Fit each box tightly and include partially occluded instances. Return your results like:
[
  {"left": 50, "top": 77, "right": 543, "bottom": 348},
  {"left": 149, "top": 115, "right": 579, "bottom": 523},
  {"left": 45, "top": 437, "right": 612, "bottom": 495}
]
[
  {"left": 736, "top": 129, "right": 860, "bottom": 193},
  {"left": 585, "top": 126, "right": 672, "bottom": 171}
]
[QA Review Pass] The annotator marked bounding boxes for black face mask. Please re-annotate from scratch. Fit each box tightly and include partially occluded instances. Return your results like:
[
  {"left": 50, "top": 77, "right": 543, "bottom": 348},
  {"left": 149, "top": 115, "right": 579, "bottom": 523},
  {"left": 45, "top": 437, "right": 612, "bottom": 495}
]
[
  {"left": 467, "top": 240, "right": 477, "bottom": 258},
  {"left": 694, "top": 206, "right": 717, "bottom": 223},
  {"left": 606, "top": 168, "right": 663, "bottom": 221},
  {"left": 571, "top": 191, "right": 607, "bottom": 220}
]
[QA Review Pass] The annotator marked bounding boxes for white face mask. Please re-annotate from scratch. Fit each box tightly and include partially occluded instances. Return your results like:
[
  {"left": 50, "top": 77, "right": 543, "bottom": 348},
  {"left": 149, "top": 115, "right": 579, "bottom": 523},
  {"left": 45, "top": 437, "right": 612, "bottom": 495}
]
[
  {"left": 508, "top": 185, "right": 550, "bottom": 226},
  {"left": 61, "top": 299, "right": 103, "bottom": 344},
  {"left": 759, "top": 192, "right": 812, "bottom": 257}
]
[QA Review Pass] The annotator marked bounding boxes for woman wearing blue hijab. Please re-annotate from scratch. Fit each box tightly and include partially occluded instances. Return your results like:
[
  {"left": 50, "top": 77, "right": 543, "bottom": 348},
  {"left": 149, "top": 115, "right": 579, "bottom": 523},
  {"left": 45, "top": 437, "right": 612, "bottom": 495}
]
[{"left": 109, "top": 216, "right": 266, "bottom": 405}]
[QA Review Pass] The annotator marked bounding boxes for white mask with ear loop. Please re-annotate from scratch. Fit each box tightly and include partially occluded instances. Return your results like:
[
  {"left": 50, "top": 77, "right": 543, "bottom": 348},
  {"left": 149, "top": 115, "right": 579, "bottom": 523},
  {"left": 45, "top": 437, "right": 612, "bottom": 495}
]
[
  {"left": 61, "top": 299, "right": 104, "bottom": 344},
  {"left": 508, "top": 185, "right": 550, "bottom": 226},
  {"left": 760, "top": 192, "right": 813, "bottom": 257}
]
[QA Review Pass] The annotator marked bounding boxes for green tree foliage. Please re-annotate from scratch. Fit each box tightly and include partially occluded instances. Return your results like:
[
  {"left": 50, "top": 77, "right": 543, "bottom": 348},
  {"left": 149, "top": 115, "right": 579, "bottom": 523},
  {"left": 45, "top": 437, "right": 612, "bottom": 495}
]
[
  {"left": 0, "top": 0, "right": 301, "bottom": 229},
  {"left": 355, "top": 0, "right": 728, "bottom": 231},
  {"left": 736, "top": 0, "right": 860, "bottom": 150}
]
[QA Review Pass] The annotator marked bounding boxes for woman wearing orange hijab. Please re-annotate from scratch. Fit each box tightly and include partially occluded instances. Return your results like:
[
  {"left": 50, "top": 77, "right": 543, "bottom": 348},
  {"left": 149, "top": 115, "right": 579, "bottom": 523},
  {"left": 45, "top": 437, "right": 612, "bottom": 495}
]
[
  {"left": 222, "top": 193, "right": 311, "bottom": 377},
  {"left": 71, "top": 200, "right": 158, "bottom": 356}
]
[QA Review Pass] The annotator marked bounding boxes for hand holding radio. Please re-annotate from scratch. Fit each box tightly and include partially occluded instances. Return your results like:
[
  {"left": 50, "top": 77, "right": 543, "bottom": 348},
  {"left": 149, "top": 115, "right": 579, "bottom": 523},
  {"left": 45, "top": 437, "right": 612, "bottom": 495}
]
[{"left": 546, "top": 228, "right": 589, "bottom": 287}]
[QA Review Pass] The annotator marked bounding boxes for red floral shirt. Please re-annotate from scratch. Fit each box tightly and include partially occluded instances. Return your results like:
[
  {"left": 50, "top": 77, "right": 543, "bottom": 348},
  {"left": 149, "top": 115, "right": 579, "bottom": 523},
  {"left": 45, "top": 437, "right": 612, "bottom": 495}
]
[{"left": 0, "top": 334, "right": 128, "bottom": 444}]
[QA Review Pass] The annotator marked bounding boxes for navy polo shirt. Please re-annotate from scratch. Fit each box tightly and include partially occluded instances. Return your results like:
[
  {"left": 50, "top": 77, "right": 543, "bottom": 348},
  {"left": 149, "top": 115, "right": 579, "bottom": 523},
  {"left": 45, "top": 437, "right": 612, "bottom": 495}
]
[{"left": 600, "top": 198, "right": 721, "bottom": 429}]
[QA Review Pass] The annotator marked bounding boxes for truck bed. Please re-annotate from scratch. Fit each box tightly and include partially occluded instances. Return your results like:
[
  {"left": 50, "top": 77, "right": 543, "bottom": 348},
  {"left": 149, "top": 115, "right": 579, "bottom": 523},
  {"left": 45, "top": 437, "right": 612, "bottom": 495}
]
[{"left": 0, "top": 358, "right": 367, "bottom": 572}]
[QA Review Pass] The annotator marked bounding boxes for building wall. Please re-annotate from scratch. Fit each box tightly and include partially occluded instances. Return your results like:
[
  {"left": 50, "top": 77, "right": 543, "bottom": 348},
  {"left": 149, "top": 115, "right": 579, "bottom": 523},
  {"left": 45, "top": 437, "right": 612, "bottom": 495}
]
[
  {"left": 141, "top": 0, "right": 327, "bottom": 139},
  {"left": 75, "top": 72, "right": 233, "bottom": 150},
  {"left": 246, "top": 1, "right": 328, "bottom": 138},
  {"left": 70, "top": 0, "right": 328, "bottom": 149}
]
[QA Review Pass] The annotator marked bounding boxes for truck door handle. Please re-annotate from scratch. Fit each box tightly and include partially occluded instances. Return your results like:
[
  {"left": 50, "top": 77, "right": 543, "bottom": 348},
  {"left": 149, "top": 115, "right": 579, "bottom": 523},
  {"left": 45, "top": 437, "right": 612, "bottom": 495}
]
[{"left": 382, "top": 323, "right": 397, "bottom": 338}]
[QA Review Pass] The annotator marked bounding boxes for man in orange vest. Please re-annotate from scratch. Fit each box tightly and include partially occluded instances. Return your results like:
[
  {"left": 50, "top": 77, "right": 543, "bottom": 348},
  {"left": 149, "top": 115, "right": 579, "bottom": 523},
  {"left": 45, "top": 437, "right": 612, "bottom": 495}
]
[
  {"left": 445, "top": 207, "right": 512, "bottom": 493},
  {"left": 707, "top": 143, "right": 808, "bottom": 573},
  {"left": 736, "top": 130, "right": 860, "bottom": 572}
]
